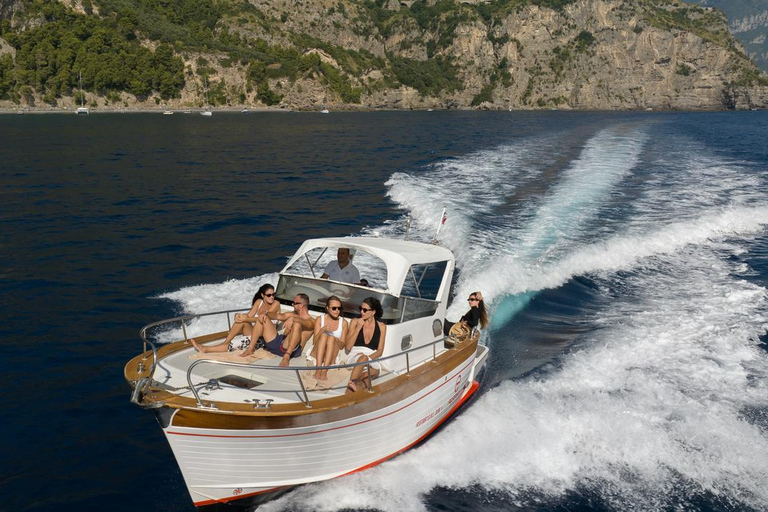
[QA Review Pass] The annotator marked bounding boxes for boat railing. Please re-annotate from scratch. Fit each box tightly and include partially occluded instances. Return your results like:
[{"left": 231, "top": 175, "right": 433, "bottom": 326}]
[
  {"left": 185, "top": 334, "right": 453, "bottom": 409},
  {"left": 137, "top": 307, "right": 250, "bottom": 391}
]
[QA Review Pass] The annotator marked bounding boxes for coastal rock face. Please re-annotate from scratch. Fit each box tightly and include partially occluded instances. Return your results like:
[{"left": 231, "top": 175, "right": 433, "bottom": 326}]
[
  {"left": 451, "top": 0, "right": 765, "bottom": 110},
  {"left": 1, "top": 0, "right": 767, "bottom": 111},
  {"left": 693, "top": 0, "right": 768, "bottom": 73}
]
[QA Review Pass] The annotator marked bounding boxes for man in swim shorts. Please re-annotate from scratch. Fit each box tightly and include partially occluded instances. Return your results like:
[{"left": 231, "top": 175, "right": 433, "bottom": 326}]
[{"left": 243, "top": 293, "right": 315, "bottom": 367}]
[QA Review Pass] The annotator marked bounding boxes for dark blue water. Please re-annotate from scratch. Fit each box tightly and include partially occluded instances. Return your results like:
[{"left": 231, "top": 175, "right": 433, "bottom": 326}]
[{"left": 1, "top": 111, "right": 767, "bottom": 512}]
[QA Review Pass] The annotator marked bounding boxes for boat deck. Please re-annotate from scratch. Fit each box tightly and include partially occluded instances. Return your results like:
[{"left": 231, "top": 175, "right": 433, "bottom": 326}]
[{"left": 152, "top": 337, "right": 403, "bottom": 406}]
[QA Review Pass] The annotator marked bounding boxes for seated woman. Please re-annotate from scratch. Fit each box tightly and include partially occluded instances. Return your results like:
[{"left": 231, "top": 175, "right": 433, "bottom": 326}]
[
  {"left": 190, "top": 283, "right": 279, "bottom": 353},
  {"left": 310, "top": 295, "right": 349, "bottom": 381},
  {"left": 443, "top": 291, "right": 488, "bottom": 340},
  {"left": 344, "top": 297, "right": 387, "bottom": 393}
]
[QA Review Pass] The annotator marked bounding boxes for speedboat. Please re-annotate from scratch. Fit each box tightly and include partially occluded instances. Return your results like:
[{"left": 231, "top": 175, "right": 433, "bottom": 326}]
[{"left": 125, "top": 237, "right": 489, "bottom": 509}]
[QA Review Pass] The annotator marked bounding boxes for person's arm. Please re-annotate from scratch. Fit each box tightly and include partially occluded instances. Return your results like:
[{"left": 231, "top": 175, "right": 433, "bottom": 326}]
[
  {"left": 265, "top": 300, "right": 280, "bottom": 320},
  {"left": 235, "top": 300, "right": 262, "bottom": 323},
  {"left": 462, "top": 306, "right": 480, "bottom": 329},
  {"left": 349, "top": 264, "right": 360, "bottom": 284},
  {"left": 346, "top": 318, "right": 362, "bottom": 350},
  {"left": 320, "top": 260, "right": 335, "bottom": 280}
]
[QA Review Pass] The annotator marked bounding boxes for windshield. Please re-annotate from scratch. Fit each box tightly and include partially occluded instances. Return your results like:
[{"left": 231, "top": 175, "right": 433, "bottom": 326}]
[{"left": 283, "top": 246, "right": 388, "bottom": 290}]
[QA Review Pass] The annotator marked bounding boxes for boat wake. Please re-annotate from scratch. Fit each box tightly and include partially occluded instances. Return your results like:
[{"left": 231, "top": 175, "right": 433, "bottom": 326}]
[{"left": 260, "top": 122, "right": 768, "bottom": 511}]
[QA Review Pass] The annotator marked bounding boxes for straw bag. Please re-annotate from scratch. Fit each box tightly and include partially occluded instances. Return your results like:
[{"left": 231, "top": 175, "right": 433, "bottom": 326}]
[{"left": 448, "top": 322, "right": 470, "bottom": 344}]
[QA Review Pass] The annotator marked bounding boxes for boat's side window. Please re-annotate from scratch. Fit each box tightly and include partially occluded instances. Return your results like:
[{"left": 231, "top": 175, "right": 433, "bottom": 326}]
[
  {"left": 398, "top": 261, "right": 448, "bottom": 322},
  {"left": 401, "top": 261, "right": 448, "bottom": 300}
]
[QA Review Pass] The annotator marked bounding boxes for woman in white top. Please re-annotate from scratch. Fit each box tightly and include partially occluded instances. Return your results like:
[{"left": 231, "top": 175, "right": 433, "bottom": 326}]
[
  {"left": 190, "top": 283, "right": 280, "bottom": 353},
  {"left": 311, "top": 296, "right": 349, "bottom": 381}
]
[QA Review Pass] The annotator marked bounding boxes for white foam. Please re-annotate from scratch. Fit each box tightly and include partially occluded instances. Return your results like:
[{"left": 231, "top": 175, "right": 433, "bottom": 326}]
[
  {"left": 256, "top": 125, "right": 768, "bottom": 511},
  {"left": 152, "top": 274, "right": 278, "bottom": 343},
  {"left": 445, "top": 127, "right": 648, "bottom": 319}
]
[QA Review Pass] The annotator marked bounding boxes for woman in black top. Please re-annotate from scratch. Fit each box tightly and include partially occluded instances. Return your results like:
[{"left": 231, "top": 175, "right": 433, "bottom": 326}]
[
  {"left": 444, "top": 291, "right": 488, "bottom": 338},
  {"left": 344, "top": 297, "right": 387, "bottom": 393}
]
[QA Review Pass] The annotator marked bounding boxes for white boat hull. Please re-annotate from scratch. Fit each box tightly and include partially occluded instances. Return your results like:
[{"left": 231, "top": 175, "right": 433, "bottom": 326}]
[{"left": 165, "top": 355, "right": 482, "bottom": 507}]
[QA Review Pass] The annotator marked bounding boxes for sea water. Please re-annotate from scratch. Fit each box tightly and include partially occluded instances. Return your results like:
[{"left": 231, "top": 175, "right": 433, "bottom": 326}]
[{"left": 1, "top": 111, "right": 766, "bottom": 512}]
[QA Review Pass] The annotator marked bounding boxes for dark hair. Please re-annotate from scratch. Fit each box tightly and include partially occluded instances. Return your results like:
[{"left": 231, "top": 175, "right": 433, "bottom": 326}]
[
  {"left": 296, "top": 293, "right": 310, "bottom": 306},
  {"left": 362, "top": 297, "right": 383, "bottom": 319},
  {"left": 470, "top": 291, "right": 489, "bottom": 329},
  {"left": 252, "top": 283, "right": 274, "bottom": 305}
]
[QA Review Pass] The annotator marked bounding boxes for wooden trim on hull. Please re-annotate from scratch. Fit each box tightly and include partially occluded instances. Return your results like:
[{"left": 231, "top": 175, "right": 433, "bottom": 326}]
[{"left": 192, "top": 379, "right": 482, "bottom": 508}]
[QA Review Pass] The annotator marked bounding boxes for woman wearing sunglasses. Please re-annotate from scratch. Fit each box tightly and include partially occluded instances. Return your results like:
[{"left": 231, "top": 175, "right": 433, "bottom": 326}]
[
  {"left": 344, "top": 297, "right": 387, "bottom": 393},
  {"left": 190, "top": 283, "right": 280, "bottom": 353},
  {"left": 444, "top": 291, "right": 488, "bottom": 340},
  {"left": 310, "top": 296, "right": 349, "bottom": 381}
]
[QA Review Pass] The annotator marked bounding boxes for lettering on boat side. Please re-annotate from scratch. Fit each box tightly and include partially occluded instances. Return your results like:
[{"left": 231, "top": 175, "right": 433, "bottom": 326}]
[
  {"left": 416, "top": 406, "right": 442, "bottom": 428},
  {"left": 233, "top": 488, "right": 243, "bottom": 495},
  {"left": 416, "top": 372, "right": 467, "bottom": 427}
]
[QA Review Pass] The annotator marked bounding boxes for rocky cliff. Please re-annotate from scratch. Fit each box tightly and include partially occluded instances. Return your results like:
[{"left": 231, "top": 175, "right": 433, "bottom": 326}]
[
  {"left": 693, "top": 0, "right": 768, "bottom": 73},
  {"left": 1, "top": 0, "right": 767, "bottom": 111}
]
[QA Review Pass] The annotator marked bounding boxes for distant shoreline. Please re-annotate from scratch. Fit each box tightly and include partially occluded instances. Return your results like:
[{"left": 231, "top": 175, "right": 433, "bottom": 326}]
[
  {"left": 0, "top": 105, "right": 761, "bottom": 114},
  {"left": 0, "top": 106, "right": 291, "bottom": 115}
]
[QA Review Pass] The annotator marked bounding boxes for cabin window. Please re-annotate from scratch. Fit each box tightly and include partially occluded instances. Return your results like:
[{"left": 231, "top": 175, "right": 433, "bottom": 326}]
[{"left": 401, "top": 261, "right": 448, "bottom": 300}]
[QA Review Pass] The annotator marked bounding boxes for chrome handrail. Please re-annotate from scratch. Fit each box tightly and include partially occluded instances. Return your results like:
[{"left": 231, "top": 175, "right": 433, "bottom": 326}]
[
  {"left": 138, "top": 308, "right": 250, "bottom": 390},
  {"left": 139, "top": 307, "right": 251, "bottom": 345},
  {"left": 184, "top": 334, "right": 452, "bottom": 408}
]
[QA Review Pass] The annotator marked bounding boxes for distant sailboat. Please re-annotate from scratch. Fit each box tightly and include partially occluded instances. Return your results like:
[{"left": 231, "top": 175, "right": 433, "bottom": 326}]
[
  {"left": 201, "top": 78, "right": 212, "bottom": 116},
  {"left": 76, "top": 71, "right": 89, "bottom": 115}
]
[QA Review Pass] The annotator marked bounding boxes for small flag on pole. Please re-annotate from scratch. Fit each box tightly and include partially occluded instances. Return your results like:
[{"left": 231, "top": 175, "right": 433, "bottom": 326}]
[{"left": 433, "top": 207, "right": 447, "bottom": 243}]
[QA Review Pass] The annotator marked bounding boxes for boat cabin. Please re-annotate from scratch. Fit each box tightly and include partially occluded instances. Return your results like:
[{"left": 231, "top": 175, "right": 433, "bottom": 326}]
[{"left": 275, "top": 237, "right": 455, "bottom": 374}]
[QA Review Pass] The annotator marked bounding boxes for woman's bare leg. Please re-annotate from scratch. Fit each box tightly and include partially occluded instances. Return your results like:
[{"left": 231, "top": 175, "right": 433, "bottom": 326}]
[
  {"left": 240, "top": 321, "right": 269, "bottom": 357},
  {"left": 313, "top": 334, "right": 329, "bottom": 379},
  {"left": 316, "top": 337, "right": 342, "bottom": 380},
  {"left": 222, "top": 321, "right": 247, "bottom": 346},
  {"left": 346, "top": 354, "right": 369, "bottom": 392},
  {"left": 190, "top": 338, "right": 230, "bottom": 353}
]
